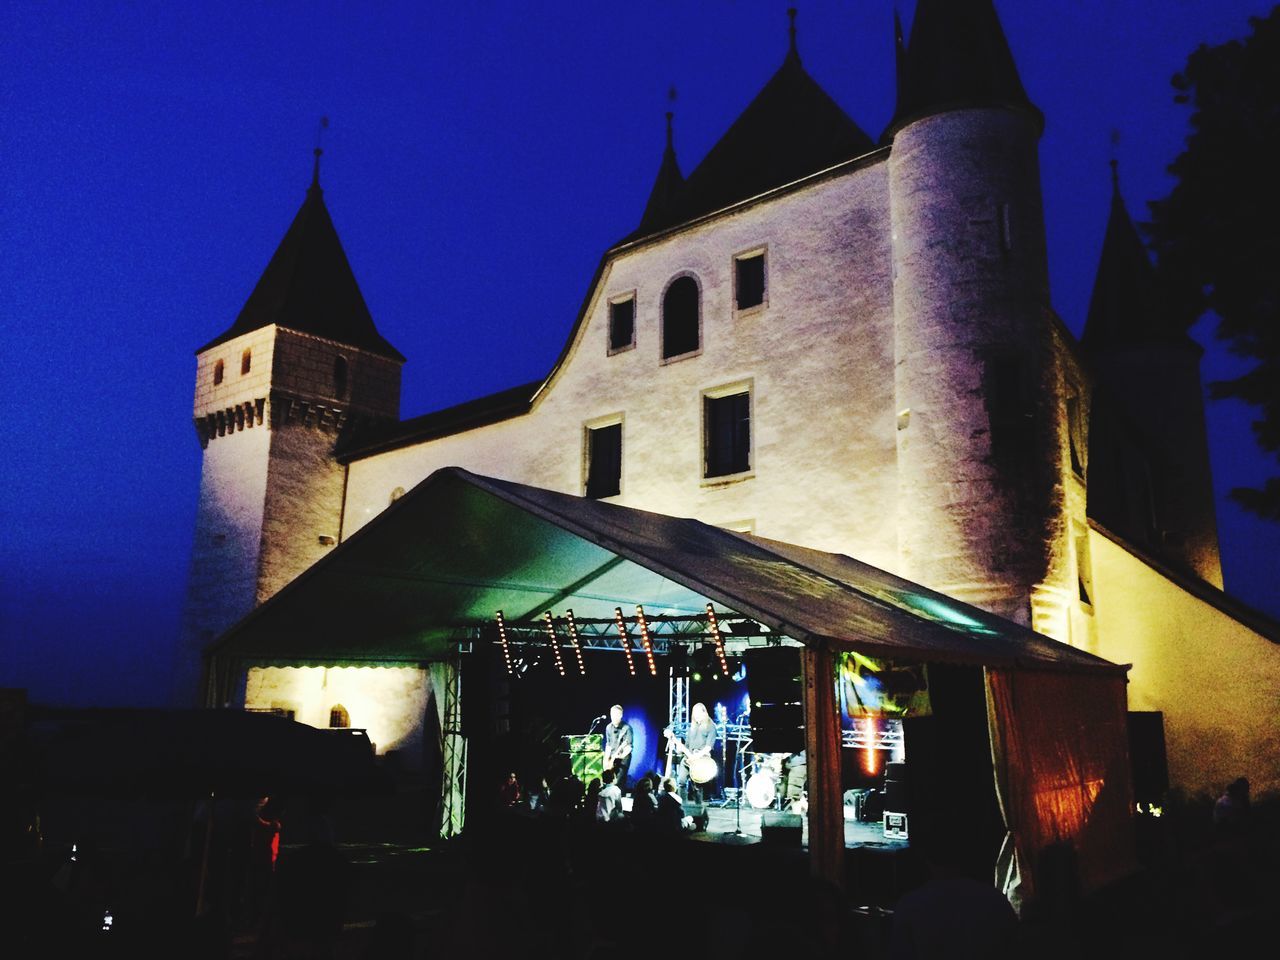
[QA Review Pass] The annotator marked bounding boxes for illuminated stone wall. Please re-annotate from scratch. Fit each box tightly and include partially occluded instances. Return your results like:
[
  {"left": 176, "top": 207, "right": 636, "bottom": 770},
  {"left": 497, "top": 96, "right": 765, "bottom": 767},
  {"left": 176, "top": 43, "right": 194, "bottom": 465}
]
[
  {"left": 345, "top": 158, "right": 902, "bottom": 574},
  {"left": 243, "top": 664, "right": 431, "bottom": 770},
  {"left": 1089, "top": 528, "right": 1280, "bottom": 799}
]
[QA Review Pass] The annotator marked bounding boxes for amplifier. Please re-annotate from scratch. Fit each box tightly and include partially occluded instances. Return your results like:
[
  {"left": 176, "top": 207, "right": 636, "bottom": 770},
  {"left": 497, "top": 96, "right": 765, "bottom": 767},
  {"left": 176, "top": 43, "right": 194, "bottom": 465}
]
[{"left": 761, "top": 810, "right": 804, "bottom": 847}]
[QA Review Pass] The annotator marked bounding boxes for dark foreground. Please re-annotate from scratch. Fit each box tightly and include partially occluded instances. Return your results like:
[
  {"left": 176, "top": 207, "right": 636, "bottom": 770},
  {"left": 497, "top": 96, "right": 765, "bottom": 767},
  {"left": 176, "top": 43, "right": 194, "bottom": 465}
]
[{"left": 2, "top": 784, "right": 1277, "bottom": 959}]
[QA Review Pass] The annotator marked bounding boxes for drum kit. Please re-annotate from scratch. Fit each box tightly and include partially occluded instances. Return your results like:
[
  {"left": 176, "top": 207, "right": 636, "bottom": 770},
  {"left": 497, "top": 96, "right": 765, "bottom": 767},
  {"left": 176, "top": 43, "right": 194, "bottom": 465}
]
[{"left": 742, "top": 749, "right": 807, "bottom": 813}]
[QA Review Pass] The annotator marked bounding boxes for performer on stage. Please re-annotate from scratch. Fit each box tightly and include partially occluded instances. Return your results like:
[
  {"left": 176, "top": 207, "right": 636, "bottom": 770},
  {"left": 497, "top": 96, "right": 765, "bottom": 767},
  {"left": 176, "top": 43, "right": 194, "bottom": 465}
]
[
  {"left": 602, "top": 704, "right": 633, "bottom": 792},
  {"left": 677, "top": 702, "right": 718, "bottom": 803}
]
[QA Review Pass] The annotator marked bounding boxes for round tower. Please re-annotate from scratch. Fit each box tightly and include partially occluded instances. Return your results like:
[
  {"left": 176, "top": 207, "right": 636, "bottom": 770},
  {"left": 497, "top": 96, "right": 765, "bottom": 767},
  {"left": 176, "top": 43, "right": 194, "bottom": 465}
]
[{"left": 887, "top": 0, "right": 1058, "bottom": 623}]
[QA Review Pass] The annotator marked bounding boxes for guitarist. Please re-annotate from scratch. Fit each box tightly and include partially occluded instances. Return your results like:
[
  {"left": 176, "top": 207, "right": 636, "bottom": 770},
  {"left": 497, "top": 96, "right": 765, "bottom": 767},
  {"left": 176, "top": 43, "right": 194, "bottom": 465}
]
[
  {"left": 676, "top": 702, "right": 719, "bottom": 803},
  {"left": 602, "top": 704, "right": 633, "bottom": 791}
]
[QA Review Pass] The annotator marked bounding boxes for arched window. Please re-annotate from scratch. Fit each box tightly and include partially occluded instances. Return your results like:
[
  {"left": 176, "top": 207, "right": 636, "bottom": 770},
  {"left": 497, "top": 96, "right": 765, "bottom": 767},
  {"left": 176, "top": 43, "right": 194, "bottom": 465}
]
[
  {"left": 328, "top": 704, "right": 350, "bottom": 728},
  {"left": 662, "top": 276, "right": 700, "bottom": 359},
  {"left": 213, "top": 359, "right": 224, "bottom": 385},
  {"left": 334, "top": 356, "right": 349, "bottom": 399}
]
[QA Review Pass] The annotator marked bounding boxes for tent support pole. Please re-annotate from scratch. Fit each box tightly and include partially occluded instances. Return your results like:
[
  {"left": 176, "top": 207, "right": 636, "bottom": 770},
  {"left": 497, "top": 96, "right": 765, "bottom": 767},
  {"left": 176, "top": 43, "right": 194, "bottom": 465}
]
[{"left": 802, "top": 642, "right": 844, "bottom": 888}]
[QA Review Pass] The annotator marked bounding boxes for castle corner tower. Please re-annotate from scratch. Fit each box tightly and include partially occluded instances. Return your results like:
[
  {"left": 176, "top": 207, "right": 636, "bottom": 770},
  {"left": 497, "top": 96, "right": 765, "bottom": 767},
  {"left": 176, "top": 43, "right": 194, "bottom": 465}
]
[{"left": 178, "top": 156, "right": 404, "bottom": 703}]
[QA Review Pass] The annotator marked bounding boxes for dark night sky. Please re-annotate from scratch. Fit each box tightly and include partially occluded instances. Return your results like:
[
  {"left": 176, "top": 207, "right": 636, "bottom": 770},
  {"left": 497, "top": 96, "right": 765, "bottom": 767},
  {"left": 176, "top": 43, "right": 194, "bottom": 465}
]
[{"left": 2, "top": 1, "right": 1277, "bottom": 707}]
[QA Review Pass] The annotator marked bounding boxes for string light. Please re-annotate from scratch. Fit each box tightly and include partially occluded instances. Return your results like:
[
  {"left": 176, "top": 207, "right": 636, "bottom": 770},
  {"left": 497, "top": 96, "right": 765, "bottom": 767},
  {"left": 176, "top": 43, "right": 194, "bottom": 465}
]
[
  {"left": 565, "top": 608, "right": 586, "bottom": 676},
  {"left": 705, "top": 603, "right": 731, "bottom": 677},
  {"left": 635, "top": 604, "right": 658, "bottom": 676},
  {"left": 614, "top": 606, "right": 636, "bottom": 676},
  {"left": 542, "top": 611, "right": 567, "bottom": 677},
  {"left": 495, "top": 610, "right": 513, "bottom": 675}
]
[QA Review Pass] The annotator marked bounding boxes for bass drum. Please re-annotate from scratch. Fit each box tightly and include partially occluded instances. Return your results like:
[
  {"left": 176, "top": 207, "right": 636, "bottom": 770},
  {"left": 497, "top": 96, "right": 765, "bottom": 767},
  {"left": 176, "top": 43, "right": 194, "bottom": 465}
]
[{"left": 745, "top": 771, "right": 777, "bottom": 809}]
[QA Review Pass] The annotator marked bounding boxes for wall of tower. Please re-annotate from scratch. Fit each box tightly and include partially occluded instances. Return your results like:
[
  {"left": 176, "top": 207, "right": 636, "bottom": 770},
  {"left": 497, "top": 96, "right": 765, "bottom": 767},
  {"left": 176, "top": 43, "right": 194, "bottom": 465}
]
[
  {"left": 1090, "top": 347, "right": 1222, "bottom": 587},
  {"left": 343, "top": 159, "right": 901, "bottom": 571},
  {"left": 889, "top": 107, "right": 1060, "bottom": 625}
]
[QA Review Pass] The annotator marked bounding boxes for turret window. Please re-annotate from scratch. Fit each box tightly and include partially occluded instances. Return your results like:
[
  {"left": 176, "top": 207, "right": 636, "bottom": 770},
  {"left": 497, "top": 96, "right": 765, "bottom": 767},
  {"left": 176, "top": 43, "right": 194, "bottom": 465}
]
[
  {"left": 241, "top": 349, "right": 252, "bottom": 375},
  {"left": 329, "top": 704, "right": 350, "bottom": 728},
  {"left": 334, "top": 356, "right": 349, "bottom": 399},
  {"left": 213, "top": 359, "right": 224, "bottom": 385},
  {"left": 734, "top": 249, "right": 767, "bottom": 311},
  {"left": 662, "top": 275, "right": 701, "bottom": 360}
]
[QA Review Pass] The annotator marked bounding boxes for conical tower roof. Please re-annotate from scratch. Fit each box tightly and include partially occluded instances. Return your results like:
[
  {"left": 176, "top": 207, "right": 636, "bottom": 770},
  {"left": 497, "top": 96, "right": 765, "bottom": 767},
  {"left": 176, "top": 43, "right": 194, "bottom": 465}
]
[
  {"left": 1083, "top": 166, "right": 1191, "bottom": 353},
  {"left": 627, "top": 12, "right": 873, "bottom": 241},
  {"left": 199, "top": 156, "right": 403, "bottom": 361},
  {"left": 886, "top": 0, "right": 1039, "bottom": 139}
]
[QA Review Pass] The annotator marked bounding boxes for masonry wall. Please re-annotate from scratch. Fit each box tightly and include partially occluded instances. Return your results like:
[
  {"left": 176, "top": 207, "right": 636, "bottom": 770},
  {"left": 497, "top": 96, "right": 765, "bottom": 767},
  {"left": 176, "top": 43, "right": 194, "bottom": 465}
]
[
  {"left": 1089, "top": 527, "right": 1280, "bottom": 799},
  {"left": 243, "top": 665, "right": 430, "bottom": 771},
  {"left": 345, "top": 159, "right": 900, "bottom": 572}
]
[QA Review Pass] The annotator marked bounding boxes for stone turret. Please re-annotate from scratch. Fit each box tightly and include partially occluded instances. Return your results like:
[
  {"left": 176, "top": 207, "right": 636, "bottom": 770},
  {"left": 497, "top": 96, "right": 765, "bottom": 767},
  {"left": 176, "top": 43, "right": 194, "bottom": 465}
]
[
  {"left": 1083, "top": 168, "right": 1222, "bottom": 586},
  {"left": 887, "top": 0, "right": 1058, "bottom": 624},
  {"left": 178, "top": 155, "right": 404, "bottom": 702}
]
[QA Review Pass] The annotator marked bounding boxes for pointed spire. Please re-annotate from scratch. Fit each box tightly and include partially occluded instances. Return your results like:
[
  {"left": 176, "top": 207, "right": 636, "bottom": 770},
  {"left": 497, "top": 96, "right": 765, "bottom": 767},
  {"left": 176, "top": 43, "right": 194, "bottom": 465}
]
[
  {"left": 893, "top": 9, "right": 908, "bottom": 116},
  {"left": 1082, "top": 163, "right": 1181, "bottom": 353},
  {"left": 311, "top": 147, "right": 323, "bottom": 192},
  {"left": 787, "top": 7, "right": 800, "bottom": 64},
  {"left": 885, "top": 0, "right": 1040, "bottom": 141},
  {"left": 636, "top": 108, "right": 686, "bottom": 235}
]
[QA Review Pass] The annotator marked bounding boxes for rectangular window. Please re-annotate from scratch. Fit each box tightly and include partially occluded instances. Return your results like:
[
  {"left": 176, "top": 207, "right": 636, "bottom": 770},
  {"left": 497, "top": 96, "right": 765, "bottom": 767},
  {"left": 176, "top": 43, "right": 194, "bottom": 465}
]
[
  {"left": 735, "top": 250, "right": 766, "bottom": 311},
  {"left": 585, "top": 422, "right": 622, "bottom": 499},
  {"left": 704, "top": 389, "right": 751, "bottom": 478},
  {"left": 241, "top": 349, "right": 252, "bottom": 375},
  {"left": 609, "top": 295, "right": 635, "bottom": 353}
]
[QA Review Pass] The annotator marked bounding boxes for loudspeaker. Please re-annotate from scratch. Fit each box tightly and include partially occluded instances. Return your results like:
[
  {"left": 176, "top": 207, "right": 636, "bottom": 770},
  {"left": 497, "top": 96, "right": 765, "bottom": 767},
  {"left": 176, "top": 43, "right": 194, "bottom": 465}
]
[
  {"left": 682, "top": 799, "right": 708, "bottom": 831},
  {"left": 746, "top": 647, "right": 804, "bottom": 754},
  {"left": 745, "top": 648, "right": 802, "bottom": 702},
  {"left": 760, "top": 810, "right": 803, "bottom": 846}
]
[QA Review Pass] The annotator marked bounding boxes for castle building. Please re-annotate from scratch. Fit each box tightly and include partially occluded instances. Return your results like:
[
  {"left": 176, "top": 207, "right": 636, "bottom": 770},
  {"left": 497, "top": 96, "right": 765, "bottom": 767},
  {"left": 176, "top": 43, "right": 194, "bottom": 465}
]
[{"left": 185, "top": 0, "right": 1279, "bottom": 810}]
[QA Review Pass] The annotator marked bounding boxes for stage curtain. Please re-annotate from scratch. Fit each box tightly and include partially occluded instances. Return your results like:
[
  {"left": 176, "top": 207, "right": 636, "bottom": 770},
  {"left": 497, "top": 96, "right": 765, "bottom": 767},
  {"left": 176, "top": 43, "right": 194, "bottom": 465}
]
[{"left": 986, "top": 667, "right": 1135, "bottom": 908}]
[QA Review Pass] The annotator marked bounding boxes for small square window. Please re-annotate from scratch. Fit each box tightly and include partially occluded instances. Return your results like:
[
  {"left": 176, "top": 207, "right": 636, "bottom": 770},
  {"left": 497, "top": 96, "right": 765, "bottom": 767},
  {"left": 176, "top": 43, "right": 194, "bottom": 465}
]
[
  {"left": 735, "top": 251, "right": 766, "bottom": 311},
  {"left": 585, "top": 422, "right": 622, "bottom": 499},
  {"left": 704, "top": 390, "right": 751, "bottom": 478}
]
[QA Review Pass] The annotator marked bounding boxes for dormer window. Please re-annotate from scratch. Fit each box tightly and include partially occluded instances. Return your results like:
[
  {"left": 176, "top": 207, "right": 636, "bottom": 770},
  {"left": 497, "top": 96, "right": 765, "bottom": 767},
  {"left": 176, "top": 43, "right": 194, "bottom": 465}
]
[
  {"left": 334, "top": 356, "right": 349, "bottom": 399},
  {"left": 662, "top": 275, "right": 700, "bottom": 361},
  {"left": 213, "top": 359, "right": 224, "bottom": 385},
  {"left": 609, "top": 294, "right": 636, "bottom": 354},
  {"left": 734, "top": 249, "right": 766, "bottom": 311},
  {"left": 241, "top": 349, "right": 252, "bottom": 375}
]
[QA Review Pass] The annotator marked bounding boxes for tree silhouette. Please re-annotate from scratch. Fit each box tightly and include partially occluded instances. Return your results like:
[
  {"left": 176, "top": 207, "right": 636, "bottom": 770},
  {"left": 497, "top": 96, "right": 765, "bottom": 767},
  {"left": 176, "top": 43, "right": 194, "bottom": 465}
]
[{"left": 1148, "top": 7, "right": 1280, "bottom": 520}]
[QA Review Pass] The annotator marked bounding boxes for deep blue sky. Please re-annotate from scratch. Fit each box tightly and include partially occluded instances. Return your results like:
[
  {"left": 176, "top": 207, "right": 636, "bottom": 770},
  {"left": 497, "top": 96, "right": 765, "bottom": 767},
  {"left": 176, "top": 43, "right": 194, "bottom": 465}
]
[{"left": 3, "top": 1, "right": 1277, "bottom": 706}]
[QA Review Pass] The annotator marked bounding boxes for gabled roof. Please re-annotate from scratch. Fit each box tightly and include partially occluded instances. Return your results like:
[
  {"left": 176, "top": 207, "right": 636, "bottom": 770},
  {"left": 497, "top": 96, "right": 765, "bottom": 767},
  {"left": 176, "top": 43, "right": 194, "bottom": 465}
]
[
  {"left": 1082, "top": 168, "right": 1195, "bottom": 353},
  {"left": 886, "top": 0, "right": 1039, "bottom": 140},
  {"left": 198, "top": 162, "right": 403, "bottom": 361},
  {"left": 208, "top": 467, "right": 1124, "bottom": 677},
  {"left": 336, "top": 380, "right": 541, "bottom": 461}
]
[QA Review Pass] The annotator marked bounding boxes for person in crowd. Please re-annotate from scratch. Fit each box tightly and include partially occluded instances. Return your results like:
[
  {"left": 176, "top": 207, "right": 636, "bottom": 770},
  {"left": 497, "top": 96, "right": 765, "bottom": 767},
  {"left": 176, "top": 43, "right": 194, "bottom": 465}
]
[
  {"left": 630, "top": 774, "right": 658, "bottom": 831},
  {"left": 596, "top": 769, "right": 622, "bottom": 823},
  {"left": 1212, "top": 776, "right": 1251, "bottom": 839},
  {"left": 602, "top": 705, "right": 633, "bottom": 792},
  {"left": 498, "top": 771, "right": 521, "bottom": 808},
  {"left": 656, "top": 777, "right": 690, "bottom": 835}
]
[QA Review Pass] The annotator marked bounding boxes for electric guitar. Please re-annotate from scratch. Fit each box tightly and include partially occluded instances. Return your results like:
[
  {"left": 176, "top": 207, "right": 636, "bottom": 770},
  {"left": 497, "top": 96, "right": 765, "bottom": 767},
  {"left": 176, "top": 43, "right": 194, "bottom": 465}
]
[{"left": 662, "top": 726, "right": 719, "bottom": 784}]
